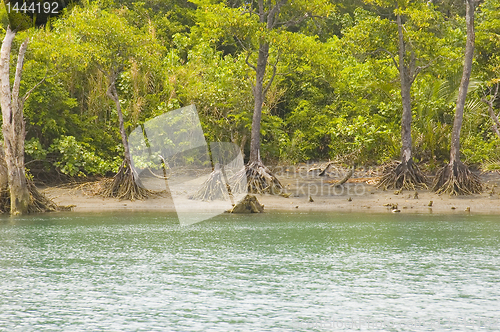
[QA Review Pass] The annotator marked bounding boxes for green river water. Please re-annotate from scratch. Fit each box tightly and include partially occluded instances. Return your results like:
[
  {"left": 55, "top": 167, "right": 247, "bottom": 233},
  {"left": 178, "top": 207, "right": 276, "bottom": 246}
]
[{"left": 1, "top": 212, "right": 500, "bottom": 331}]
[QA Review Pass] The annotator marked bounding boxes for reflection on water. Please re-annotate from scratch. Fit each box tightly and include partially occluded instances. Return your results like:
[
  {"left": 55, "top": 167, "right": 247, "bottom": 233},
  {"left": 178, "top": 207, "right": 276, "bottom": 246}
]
[{"left": 1, "top": 212, "right": 500, "bottom": 331}]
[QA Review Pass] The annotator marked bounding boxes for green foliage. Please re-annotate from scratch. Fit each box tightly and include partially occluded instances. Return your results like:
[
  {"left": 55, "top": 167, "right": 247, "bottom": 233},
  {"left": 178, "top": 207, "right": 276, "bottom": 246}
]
[
  {"left": 411, "top": 76, "right": 454, "bottom": 163},
  {"left": 329, "top": 115, "right": 394, "bottom": 164},
  {"left": 278, "top": 129, "right": 308, "bottom": 164},
  {"left": 462, "top": 134, "right": 500, "bottom": 165},
  {"left": 477, "top": 0, "right": 500, "bottom": 83},
  {"left": 21, "top": 60, "right": 80, "bottom": 145},
  {"left": 166, "top": 39, "right": 254, "bottom": 149},
  {"left": 25, "top": 138, "right": 47, "bottom": 161},
  {"left": 49, "top": 136, "right": 118, "bottom": 176},
  {"left": 5, "top": 0, "right": 499, "bottom": 178}
]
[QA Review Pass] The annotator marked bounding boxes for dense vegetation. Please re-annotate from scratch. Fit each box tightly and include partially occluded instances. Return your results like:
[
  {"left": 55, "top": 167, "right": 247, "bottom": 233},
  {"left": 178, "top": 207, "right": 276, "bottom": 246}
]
[{"left": 1, "top": 0, "right": 500, "bottom": 181}]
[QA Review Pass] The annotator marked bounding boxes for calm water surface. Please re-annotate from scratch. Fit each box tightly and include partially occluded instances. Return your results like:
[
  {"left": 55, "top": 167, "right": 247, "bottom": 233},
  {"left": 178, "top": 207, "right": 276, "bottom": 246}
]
[{"left": 1, "top": 212, "right": 500, "bottom": 331}]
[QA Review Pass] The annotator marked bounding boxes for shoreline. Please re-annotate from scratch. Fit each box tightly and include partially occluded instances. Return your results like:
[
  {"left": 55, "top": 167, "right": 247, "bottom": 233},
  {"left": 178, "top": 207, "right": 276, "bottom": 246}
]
[
  {"left": 34, "top": 163, "right": 500, "bottom": 216},
  {"left": 42, "top": 183, "right": 500, "bottom": 216}
]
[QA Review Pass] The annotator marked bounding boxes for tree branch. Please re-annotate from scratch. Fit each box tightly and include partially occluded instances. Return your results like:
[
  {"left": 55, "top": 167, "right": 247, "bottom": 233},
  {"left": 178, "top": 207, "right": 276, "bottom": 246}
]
[
  {"left": 11, "top": 38, "right": 29, "bottom": 109},
  {"left": 409, "top": 56, "right": 443, "bottom": 85},
  {"left": 263, "top": 51, "right": 280, "bottom": 96},
  {"left": 22, "top": 68, "right": 60, "bottom": 104},
  {"left": 276, "top": 13, "right": 311, "bottom": 29},
  {"left": 241, "top": 4, "right": 257, "bottom": 17},
  {"left": 22, "top": 73, "right": 46, "bottom": 103},
  {"left": 106, "top": 71, "right": 119, "bottom": 101},
  {"left": 373, "top": 48, "right": 399, "bottom": 71},
  {"left": 234, "top": 35, "right": 249, "bottom": 51},
  {"left": 267, "top": 0, "right": 286, "bottom": 29},
  {"left": 482, "top": 83, "right": 500, "bottom": 138},
  {"left": 245, "top": 51, "right": 257, "bottom": 72}
]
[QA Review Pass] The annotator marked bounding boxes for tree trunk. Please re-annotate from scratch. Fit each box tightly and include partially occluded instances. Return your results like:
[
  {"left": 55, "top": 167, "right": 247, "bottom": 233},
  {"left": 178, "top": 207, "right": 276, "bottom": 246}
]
[
  {"left": 376, "top": 10, "right": 429, "bottom": 191},
  {"left": 0, "top": 27, "right": 30, "bottom": 215},
  {"left": 397, "top": 12, "right": 413, "bottom": 165},
  {"left": 96, "top": 72, "right": 154, "bottom": 200},
  {"left": 249, "top": 41, "right": 269, "bottom": 163},
  {"left": 450, "top": 0, "right": 475, "bottom": 164},
  {"left": 0, "top": 144, "right": 8, "bottom": 189},
  {"left": 107, "top": 75, "right": 132, "bottom": 167},
  {"left": 431, "top": 0, "right": 480, "bottom": 195},
  {"left": 0, "top": 142, "right": 9, "bottom": 212}
]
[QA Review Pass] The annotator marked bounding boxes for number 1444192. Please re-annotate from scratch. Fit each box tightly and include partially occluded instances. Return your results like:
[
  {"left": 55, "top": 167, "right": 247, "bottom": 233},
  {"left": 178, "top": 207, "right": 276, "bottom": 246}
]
[{"left": 6, "top": 1, "right": 59, "bottom": 14}]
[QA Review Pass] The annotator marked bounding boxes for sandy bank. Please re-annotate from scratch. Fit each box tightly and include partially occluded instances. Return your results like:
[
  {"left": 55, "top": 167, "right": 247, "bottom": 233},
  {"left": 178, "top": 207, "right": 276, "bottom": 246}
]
[{"left": 41, "top": 165, "right": 500, "bottom": 216}]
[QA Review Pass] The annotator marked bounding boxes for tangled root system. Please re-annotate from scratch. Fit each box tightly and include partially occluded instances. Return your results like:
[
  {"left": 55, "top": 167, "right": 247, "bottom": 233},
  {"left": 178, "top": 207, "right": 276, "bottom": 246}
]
[
  {"left": 27, "top": 180, "right": 58, "bottom": 213},
  {"left": 191, "top": 164, "right": 230, "bottom": 201},
  {"left": 433, "top": 161, "right": 482, "bottom": 195},
  {"left": 0, "top": 179, "right": 58, "bottom": 214},
  {"left": 229, "top": 161, "right": 283, "bottom": 195},
  {"left": 377, "top": 160, "right": 428, "bottom": 191},
  {"left": 91, "top": 161, "right": 156, "bottom": 200}
]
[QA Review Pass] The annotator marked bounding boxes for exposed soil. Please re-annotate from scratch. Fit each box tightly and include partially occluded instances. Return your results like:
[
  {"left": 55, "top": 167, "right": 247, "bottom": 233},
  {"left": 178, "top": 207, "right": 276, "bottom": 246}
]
[{"left": 40, "top": 163, "right": 500, "bottom": 215}]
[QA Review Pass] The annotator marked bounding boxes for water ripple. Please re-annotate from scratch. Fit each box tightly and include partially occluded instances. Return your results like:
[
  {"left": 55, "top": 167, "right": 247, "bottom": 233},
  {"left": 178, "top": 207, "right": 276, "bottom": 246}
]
[{"left": 0, "top": 212, "right": 499, "bottom": 331}]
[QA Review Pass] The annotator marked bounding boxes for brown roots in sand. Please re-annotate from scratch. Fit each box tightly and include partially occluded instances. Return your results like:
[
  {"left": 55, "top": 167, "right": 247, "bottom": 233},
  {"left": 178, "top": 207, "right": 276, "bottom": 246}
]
[
  {"left": 433, "top": 161, "right": 482, "bottom": 195},
  {"left": 191, "top": 164, "right": 230, "bottom": 201},
  {"left": 0, "top": 179, "right": 58, "bottom": 214},
  {"left": 229, "top": 161, "right": 283, "bottom": 195},
  {"left": 27, "top": 180, "right": 59, "bottom": 213},
  {"left": 92, "top": 161, "right": 155, "bottom": 200},
  {"left": 376, "top": 160, "right": 428, "bottom": 191}
]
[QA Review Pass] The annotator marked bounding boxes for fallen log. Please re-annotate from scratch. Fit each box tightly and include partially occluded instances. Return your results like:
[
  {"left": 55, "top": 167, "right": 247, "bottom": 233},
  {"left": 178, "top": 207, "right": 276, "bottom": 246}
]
[{"left": 331, "top": 167, "right": 355, "bottom": 187}]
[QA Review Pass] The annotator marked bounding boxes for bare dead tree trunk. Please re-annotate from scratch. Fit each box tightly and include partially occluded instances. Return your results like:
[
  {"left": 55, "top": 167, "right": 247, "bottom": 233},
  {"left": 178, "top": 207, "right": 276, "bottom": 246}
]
[
  {"left": 397, "top": 12, "right": 413, "bottom": 165},
  {"left": 0, "top": 27, "right": 30, "bottom": 215},
  {"left": 0, "top": 145, "right": 7, "bottom": 189}
]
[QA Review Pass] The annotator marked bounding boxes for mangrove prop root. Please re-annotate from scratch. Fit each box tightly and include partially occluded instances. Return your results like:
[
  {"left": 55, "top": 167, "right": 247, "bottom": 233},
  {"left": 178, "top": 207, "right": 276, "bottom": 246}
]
[
  {"left": 0, "top": 179, "right": 59, "bottom": 213},
  {"left": 229, "top": 161, "right": 283, "bottom": 195},
  {"left": 93, "top": 161, "right": 156, "bottom": 201},
  {"left": 376, "top": 160, "right": 428, "bottom": 191},
  {"left": 191, "top": 165, "right": 230, "bottom": 201},
  {"left": 27, "top": 179, "right": 58, "bottom": 213},
  {"left": 433, "top": 161, "right": 482, "bottom": 195}
]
